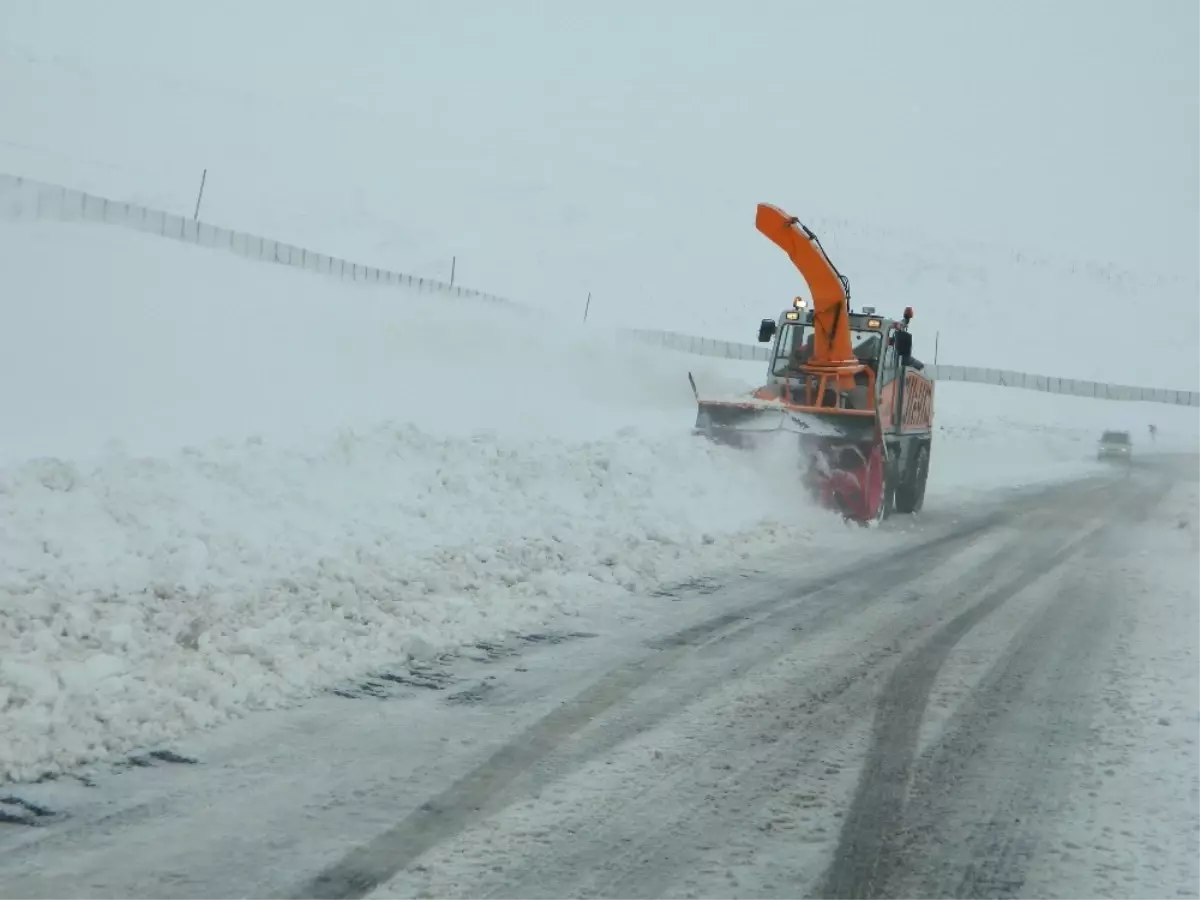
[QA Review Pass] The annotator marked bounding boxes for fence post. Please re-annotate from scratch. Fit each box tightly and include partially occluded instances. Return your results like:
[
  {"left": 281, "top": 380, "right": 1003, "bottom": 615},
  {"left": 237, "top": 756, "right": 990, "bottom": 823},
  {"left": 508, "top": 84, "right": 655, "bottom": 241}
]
[{"left": 193, "top": 169, "right": 207, "bottom": 220}]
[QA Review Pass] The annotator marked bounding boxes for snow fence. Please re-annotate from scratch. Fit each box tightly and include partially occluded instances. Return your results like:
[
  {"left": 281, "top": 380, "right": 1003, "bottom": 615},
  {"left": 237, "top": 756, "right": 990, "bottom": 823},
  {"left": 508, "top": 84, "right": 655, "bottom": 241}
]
[
  {"left": 0, "top": 172, "right": 509, "bottom": 304},
  {"left": 3, "top": 172, "right": 1195, "bottom": 409}
]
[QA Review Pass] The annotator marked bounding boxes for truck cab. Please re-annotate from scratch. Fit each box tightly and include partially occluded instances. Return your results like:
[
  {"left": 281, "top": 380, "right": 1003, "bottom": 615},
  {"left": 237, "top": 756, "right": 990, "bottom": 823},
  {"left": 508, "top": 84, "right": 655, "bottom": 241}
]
[{"left": 754, "top": 299, "right": 925, "bottom": 415}]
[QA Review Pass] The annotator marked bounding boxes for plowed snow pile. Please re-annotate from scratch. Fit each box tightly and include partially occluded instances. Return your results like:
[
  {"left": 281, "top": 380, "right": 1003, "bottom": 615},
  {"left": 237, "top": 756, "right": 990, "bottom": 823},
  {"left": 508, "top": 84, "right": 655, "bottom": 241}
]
[{"left": 0, "top": 221, "right": 852, "bottom": 780}]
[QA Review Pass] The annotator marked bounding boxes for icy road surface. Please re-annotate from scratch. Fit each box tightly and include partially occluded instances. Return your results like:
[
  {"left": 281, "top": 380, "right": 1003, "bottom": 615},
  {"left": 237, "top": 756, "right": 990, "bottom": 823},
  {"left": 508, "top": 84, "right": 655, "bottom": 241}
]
[{"left": 0, "top": 455, "right": 1195, "bottom": 900}]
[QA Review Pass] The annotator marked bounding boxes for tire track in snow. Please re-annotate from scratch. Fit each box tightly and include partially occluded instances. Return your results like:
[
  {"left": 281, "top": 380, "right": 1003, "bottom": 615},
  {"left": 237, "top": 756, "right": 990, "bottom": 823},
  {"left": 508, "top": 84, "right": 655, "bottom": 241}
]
[
  {"left": 904, "top": 481, "right": 1175, "bottom": 900},
  {"left": 292, "top": 514, "right": 1010, "bottom": 899},
  {"left": 819, "top": 478, "right": 1170, "bottom": 899},
  {"left": 536, "top": 531, "right": 1046, "bottom": 900},
  {"left": 818, "top": 521, "right": 1104, "bottom": 898}
]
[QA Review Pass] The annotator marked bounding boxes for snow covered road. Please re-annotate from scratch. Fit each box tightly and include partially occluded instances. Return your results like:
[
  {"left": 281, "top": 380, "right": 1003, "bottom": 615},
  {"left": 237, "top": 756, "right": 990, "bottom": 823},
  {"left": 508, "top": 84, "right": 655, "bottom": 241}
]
[{"left": 0, "top": 455, "right": 1194, "bottom": 900}]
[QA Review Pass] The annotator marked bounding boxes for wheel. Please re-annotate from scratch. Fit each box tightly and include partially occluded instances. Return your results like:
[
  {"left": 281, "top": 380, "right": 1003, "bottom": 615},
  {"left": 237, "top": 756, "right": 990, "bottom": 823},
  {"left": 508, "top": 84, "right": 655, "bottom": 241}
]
[
  {"left": 871, "top": 449, "right": 897, "bottom": 523},
  {"left": 894, "top": 442, "right": 931, "bottom": 514},
  {"left": 910, "top": 444, "right": 930, "bottom": 513}
]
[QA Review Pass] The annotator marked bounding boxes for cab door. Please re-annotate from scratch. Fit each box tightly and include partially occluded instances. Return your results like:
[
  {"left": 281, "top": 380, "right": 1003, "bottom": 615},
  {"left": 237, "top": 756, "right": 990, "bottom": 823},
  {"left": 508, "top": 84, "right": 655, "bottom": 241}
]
[{"left": 878, "top": 337, "right": 903, "bottom": 431}]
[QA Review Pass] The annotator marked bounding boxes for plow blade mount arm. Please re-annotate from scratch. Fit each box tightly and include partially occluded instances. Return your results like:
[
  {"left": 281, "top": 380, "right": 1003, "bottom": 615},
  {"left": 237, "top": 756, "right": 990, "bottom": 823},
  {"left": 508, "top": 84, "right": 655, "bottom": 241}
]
[{"left": 756, "top": 203, "right": 856, "bottom": 366}]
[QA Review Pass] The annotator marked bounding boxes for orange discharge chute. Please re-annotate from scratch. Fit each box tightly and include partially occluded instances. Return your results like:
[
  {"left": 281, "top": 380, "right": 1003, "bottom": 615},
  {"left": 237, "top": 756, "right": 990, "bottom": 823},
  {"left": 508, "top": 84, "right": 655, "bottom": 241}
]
[{"left": 755, "top": 203, "right": 856, "bottom": 366}]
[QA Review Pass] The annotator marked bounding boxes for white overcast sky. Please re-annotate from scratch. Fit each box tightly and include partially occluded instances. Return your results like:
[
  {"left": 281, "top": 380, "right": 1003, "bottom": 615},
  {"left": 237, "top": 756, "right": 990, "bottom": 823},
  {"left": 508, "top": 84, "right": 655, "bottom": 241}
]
[{"left": 2, "top": 0, "right": 1196, "bottom": 279}]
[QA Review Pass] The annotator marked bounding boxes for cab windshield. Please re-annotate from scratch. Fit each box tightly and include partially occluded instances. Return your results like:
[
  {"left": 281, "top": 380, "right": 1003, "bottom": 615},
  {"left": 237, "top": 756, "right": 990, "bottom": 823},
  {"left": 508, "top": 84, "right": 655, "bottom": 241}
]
[{"left": 772, "top": 323, "right": 884, "bottom": 377}]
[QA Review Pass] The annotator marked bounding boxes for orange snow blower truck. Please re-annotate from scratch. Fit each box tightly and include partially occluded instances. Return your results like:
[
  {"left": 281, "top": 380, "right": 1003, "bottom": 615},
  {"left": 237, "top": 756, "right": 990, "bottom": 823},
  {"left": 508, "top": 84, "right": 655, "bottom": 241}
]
[{"left": 691, "top": 203, "right": 934, "bottom": 523}]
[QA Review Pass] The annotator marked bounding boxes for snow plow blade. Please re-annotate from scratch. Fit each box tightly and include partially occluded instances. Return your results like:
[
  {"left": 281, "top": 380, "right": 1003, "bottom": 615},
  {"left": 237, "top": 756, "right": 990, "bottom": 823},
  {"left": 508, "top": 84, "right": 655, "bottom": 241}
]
[
  {"left": 693, "top": 395, "right": 887, "bottom": 524},
  {"left": 694, "top": 398, "right": 876, "bottom": 447}
]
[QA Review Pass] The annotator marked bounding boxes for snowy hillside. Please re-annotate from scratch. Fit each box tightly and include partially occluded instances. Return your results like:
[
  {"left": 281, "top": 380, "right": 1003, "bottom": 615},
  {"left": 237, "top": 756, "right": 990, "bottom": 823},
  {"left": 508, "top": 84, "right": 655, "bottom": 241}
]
[
  {"left": 1, "top": 2, "right": 1196, "bottom": 389},
  {"left": 0, "top": 220, "right": 745, "bottom": 461}
]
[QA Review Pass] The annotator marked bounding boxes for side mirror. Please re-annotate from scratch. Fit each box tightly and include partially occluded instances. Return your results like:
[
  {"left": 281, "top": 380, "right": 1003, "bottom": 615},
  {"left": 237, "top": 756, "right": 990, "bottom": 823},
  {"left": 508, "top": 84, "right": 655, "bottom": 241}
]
[
  {"left": 893, "top": 329, "right": 913, "bottom": 363},
  {"left": 757, "top": 319, "right": 777, "bottom": 343}
]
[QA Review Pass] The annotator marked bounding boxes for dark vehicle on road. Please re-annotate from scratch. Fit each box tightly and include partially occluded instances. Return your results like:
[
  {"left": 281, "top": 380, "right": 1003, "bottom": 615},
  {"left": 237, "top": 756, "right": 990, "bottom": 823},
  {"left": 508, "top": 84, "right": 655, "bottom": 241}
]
[{"left": 1097, "top": 429, "right": 1133, "bottom": 462}]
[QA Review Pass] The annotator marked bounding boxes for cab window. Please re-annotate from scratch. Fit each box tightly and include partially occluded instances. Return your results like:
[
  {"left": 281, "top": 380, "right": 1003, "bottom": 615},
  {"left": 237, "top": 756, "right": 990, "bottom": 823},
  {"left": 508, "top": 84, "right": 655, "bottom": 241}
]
[
  {"left": 772, "top": 324, "right": 813, "bottom": 376},
  {"left": 880, "top": 340, "right": 899, "bottom": 385}
]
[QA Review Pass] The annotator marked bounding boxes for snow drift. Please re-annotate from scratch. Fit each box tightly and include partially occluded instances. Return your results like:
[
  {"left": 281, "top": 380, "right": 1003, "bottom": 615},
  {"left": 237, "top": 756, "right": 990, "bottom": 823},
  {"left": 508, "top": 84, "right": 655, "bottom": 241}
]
[
  {"left": 0, "top": 220, "right": 843, "bottom": 780},
  {"left": 0, "top": 422, "right": 842, "bottom": 781}
]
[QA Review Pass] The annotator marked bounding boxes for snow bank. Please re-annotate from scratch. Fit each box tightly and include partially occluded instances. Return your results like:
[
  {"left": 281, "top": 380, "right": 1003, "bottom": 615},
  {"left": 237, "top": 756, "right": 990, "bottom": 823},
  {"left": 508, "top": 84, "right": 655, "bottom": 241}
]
[
  {"left": 0, "top": 220, "right": 836, "bottom": 780},
  {"left": 0, "top": 422, "right": 843, "bottom": 781}
]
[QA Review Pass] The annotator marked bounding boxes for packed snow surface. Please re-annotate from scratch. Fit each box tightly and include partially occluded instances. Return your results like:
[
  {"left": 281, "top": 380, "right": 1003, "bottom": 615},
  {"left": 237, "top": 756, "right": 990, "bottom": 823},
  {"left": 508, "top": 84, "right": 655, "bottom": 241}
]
[
  {"left": 1023, "top": 481, "right": 1200, "bottom": 898},
  {"left": 2, "top": 219, "right": 1196, "bottom": 781}
]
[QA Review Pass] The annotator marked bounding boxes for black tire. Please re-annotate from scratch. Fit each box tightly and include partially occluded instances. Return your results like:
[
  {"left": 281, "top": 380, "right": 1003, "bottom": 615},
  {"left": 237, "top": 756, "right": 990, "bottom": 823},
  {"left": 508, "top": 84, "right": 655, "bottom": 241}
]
[
  {"left": 872, "top": 450, "right": 898, "bottom": 523},
  {"left": 894, "top": 442, "right": 930, "bottom": 514}
]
